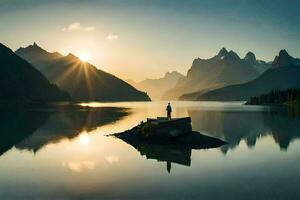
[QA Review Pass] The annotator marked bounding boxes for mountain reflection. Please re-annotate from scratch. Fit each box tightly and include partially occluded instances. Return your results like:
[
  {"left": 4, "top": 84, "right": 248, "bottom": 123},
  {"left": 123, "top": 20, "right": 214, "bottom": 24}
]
[
  {"left": 0, "top": 111, "right": 49, "bottom": 156},
  {"left": 188, "top": 108, "right": 300, "bottom": 153},
  {"left": 0, "top": 107, "right": 128, "bottom": 156}
]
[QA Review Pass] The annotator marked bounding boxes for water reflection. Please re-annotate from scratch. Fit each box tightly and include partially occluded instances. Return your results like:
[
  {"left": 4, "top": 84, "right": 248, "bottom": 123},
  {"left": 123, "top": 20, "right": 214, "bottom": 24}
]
[
  {"left": 188, "top": 108, "right": 300, "bottom": 153},
  {"left": 116, "top": 132, "right": 225, "bottom": 173},
  {"left": 1, "top": 102, "right": 300, "bottom": 199},
  {"left": 62, "top": 160, "right": 96, "bottom": 173},
  {"left": 125, "top": 142, "right": 193, "bottom": 173},
  {"left": 0, "top": 107, "right": 128, "bottom": 156},
  {"left": 78, "top": 133, "right": 91, "bottom": 145},
  {"left": 0, "top": 111, "right": 49, "bottom": 156}
]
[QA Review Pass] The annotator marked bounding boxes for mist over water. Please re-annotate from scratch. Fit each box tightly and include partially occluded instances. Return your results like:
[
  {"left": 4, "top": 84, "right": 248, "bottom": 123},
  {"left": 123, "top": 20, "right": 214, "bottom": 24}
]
[{"left": 0, "top": 101, "right": 300, "bottom": 200}]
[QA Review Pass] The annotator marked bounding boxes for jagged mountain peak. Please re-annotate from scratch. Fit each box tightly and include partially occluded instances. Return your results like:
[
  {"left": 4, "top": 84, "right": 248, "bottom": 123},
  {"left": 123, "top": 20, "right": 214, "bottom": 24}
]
[
  {"left": 16, "top": 43, "right": 49, "bottom": 56},
  {"left": 15, "top": 43, "right": 63, "bottom": 64},
  {"left": 164, "top": 71, "right": 183, "bottom": 78},
  {"left": 66, "top": 53, "right": 78, "bottom": 59},
  {"left": 24, "top": 42, "right": 43, "bottom": 51},
  {"left": 225, "top": 50, "right": 240, "bottom": 60},
  {"left": 245, "top": 51, "right": 256, "bottom": 61},
  {"left": 216, "top": 48, "right": 242, "bottom": 61},
  {"left": 16, "top": 44, "right": 151, "bottom": 101},
  {"left": 33, "top": 42, "right": 39, "bottom": 47},
  {"left": 272, "top": 49, "right": 294, "bottom": 68},
  {"left": 0, "top": 43, "right": 70, "bottom": 103},
  {"left": 244, "top": 52, "right": 257, "bottom": 66},
  {"left": 279, "top": 49, "right": 290, "bottom": 57},
  {"left": 217, "top": 47, "right": 228, "bottom": 57}
]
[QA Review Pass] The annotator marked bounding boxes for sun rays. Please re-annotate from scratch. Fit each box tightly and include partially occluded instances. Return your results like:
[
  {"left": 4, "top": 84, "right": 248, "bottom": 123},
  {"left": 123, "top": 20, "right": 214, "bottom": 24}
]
[
  {"left": 53, "top": 57, "right": 97, "bottom": 100},
  {"left": 78, "top": 53, "right": 90, "bottom": 62}
]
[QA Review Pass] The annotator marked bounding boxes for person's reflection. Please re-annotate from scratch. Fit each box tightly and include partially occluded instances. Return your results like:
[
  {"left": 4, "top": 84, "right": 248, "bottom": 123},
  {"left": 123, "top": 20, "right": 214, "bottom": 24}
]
[{"left": 167, "top": 161, "right": 171, "bottom": 173}]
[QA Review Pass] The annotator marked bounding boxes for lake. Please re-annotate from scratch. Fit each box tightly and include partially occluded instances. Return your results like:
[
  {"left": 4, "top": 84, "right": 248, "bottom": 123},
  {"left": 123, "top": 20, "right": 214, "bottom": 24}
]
[{"left": 0, "top": 101, "right": 300, "bottom": 200}]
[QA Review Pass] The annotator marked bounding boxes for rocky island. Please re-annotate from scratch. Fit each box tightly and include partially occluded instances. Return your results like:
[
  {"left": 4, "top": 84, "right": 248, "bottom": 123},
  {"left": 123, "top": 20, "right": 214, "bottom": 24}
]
[
  {"left": 112, "top": 117, "right": 226, "bottom": 146},
  {"left": 110, "top": 117, "right": 227, "bottom": 172}
]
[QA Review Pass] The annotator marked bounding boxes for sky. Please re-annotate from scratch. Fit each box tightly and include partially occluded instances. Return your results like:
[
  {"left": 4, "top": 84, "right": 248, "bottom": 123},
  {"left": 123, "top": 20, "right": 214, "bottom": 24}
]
[{"left": 0, "top": 0, "right": 300, "bottom": 81}]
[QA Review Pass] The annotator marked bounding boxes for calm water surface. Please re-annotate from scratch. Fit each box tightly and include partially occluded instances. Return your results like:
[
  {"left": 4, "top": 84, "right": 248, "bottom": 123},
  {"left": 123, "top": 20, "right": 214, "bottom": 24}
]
[{"left": 0, "top": 101, "right": 300, "bottom": 200}]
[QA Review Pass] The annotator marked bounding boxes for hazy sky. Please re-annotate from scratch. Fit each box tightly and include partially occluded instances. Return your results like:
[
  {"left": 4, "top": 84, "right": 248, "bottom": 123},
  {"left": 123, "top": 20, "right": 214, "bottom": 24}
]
[{"left": 1, "top": 0, "right": 300, "bottom": 81}]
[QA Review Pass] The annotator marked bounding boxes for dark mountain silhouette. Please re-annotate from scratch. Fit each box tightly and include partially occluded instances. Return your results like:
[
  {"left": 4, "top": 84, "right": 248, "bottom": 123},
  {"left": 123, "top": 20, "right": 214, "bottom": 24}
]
[
  {"left": 197, "top": 50, "right": 300, "bottom": 101},
  {"left": 244, "top": 51, "right": 271, "bottom": 74},
  {"left": 0, "top": 43, "right": 70, "bottom": 105},
  {"left": 16, "top": 43, "right": 151, "bottom": 102},
  {"left": 128, "top": 71, "right": 184, "bottom": 100},
  {"left": 162, "top": 48, "right": 268, "bottom": 100},
  {"left": 272, "top": 49, "right": 300, "bottom": 68},
  {"left": 14, "top": 42, "right": 63, "bottom": 69}
]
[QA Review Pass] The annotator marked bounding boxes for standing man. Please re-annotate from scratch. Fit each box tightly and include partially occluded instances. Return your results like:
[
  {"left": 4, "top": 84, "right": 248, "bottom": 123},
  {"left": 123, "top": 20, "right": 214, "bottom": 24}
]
[{"left": 166, "top": 102, "right": 172, "bottom": 120}]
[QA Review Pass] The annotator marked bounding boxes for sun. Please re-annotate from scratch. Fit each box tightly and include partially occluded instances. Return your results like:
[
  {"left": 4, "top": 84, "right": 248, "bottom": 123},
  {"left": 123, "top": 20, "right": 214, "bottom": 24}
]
[{"left": 78, "top": 53, "right": 90, "bottom": 62}]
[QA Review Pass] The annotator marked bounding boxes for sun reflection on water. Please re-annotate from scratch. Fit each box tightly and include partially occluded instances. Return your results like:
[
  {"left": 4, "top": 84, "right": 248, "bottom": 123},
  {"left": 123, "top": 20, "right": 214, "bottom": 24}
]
[{"left": 78, "top": 132, "right": 91, "bottom": 145}]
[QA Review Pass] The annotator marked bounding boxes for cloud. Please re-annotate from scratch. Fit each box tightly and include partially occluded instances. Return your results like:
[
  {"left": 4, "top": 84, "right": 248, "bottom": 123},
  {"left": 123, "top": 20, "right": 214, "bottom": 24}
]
[
  {"left": 62, "top": 23, "right": 95, "bottom": 32},
  {"left": 85, "top": 26, "right": 95, "bottom": 32},
  {"left": 106, "top": 33, "right": 119, "bottom": 40},
  {"left": 105, "top": 155, "right": 119, "bottom": 164},
  {"left": 62, "top": 22, "right": 82, "bottom": 31}
]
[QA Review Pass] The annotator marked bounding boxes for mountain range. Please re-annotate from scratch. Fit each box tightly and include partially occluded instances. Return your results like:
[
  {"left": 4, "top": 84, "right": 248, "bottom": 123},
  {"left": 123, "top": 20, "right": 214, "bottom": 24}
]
[
  {"left": 16, "top": 43, "right": 151, "bottom": 102},
  {"left": 0, "top": 43, "right": 70, "bottom": 105},
  {"left": 196, "top": 50, "right": 300, "bottom": 101},
  {"left": 2, "top": 41, "right": 298, "bottom": 104},
  {"left": 128, "top": 71, "right": 184, "bottom": 100},
  {"left": 162, "top": 48, "right": 271, "bottom": 100}
]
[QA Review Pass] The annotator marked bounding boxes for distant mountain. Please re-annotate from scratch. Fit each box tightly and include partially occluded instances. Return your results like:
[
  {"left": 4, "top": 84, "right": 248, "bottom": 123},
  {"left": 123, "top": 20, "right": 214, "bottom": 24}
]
[
  {"left": 244, "top": 51, "right": 271, "bottom": 74},
  {"left": 272, "top": 49, "right": 300, "bottom": 68},
  {"left": 0, "top": 43, "right": 70, "bottom": 105},
  {"left": 15, "top": 43, "right": 63, "bottom": 68},
  {"left": 129, "top": 71, "right": 184, "bottom": 100},
  {"left": 162, "top": 48, "right": 268, "bottom": 100},
  {"left": 16, "top": 43, "right": 151, "bottom": 102},
  {"left": 197, "top": 50, "right": 300, "bottom": 101}
]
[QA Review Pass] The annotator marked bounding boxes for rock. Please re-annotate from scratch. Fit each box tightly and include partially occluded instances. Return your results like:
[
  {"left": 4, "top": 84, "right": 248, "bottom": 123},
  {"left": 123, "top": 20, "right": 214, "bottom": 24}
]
[
  {"left": 110, "top": 117, "right": 226, "bottom": 147},
  {"left": 109, "top": 117, "right": 227, "bottom": 173}
]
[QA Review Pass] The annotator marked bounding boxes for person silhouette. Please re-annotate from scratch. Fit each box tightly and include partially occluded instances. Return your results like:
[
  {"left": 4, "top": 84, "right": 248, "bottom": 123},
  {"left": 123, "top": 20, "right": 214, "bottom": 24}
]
[{"left": 166, "top": 102, "right": 172, "bottom": 120}]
